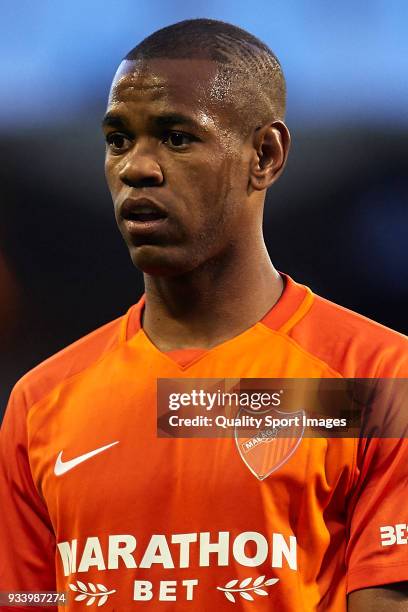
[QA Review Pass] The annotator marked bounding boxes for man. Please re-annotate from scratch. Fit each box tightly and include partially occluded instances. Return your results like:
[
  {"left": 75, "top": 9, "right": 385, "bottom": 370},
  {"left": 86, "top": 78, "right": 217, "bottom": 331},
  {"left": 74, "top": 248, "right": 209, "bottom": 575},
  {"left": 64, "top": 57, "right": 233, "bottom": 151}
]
[{"left": 1, "top": 18, "right": 407, "bottom": 611}]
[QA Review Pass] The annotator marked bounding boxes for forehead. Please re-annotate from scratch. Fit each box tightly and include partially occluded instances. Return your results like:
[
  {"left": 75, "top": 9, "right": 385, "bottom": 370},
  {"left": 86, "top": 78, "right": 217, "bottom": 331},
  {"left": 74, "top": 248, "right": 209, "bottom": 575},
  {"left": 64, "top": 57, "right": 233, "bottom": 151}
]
[{"left": 107, "top": 58, "right": 231, "bottom": 125}]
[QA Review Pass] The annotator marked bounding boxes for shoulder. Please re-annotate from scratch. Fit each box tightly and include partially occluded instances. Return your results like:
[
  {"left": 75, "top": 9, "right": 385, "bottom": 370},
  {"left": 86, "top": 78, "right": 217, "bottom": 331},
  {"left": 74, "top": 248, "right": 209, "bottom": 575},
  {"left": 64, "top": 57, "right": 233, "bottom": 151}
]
[
  {"left": 10, "top": 304, "right": 138, "bottom": 411},
  {"left": 289, "top": 288, "right": 408, "bottom": 377}
]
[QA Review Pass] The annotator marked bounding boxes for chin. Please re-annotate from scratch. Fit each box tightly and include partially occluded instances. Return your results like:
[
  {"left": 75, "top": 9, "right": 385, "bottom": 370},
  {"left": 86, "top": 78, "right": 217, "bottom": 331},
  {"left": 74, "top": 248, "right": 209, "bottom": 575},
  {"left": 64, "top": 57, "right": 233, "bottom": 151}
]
[{"left": 129, "top": 245, "right": 198, "bottom": 277}]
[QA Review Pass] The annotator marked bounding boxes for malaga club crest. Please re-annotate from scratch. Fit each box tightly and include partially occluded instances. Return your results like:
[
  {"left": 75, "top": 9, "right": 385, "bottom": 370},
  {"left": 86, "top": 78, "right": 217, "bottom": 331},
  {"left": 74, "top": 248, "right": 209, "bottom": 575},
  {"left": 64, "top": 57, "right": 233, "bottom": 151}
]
[{"left": 235, "top": 407, "right": 305, "bottom": 480}]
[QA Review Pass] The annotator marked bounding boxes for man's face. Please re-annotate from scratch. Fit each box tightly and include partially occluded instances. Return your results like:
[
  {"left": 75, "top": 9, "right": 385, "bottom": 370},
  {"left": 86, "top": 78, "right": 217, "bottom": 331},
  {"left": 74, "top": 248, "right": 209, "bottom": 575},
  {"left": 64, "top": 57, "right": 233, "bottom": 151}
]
[{"left": 103, "top": 57, "right": 254, "bottom": 276}]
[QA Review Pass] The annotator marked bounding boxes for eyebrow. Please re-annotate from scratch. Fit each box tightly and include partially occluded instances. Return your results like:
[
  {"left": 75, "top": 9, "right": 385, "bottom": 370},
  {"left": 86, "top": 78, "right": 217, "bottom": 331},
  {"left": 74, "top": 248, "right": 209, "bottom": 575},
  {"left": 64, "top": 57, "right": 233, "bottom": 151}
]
[
  {"left": 101, "top": 112, "right": 128, "bottom": 129},
  {"left": 101, "top": 111, "right": 207, "bottom": 132}
]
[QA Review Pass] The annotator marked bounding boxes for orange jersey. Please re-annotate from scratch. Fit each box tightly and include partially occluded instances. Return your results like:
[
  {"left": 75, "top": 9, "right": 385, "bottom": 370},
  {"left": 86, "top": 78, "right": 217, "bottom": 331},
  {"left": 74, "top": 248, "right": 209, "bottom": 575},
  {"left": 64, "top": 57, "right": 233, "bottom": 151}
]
[{"left": 1, "top": 274, "right": 408, "bottom": 611}]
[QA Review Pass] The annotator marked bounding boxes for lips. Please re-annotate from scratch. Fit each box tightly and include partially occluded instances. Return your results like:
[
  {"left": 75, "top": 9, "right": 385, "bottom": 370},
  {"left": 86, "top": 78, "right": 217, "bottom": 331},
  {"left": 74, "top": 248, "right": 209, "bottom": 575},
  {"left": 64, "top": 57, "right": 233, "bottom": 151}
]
[
  {"left": 120, "top": 197, "right": 168, "bottom": 223},
  {"left": 119, "top": 197, "right": 169, "bottom": 238}
]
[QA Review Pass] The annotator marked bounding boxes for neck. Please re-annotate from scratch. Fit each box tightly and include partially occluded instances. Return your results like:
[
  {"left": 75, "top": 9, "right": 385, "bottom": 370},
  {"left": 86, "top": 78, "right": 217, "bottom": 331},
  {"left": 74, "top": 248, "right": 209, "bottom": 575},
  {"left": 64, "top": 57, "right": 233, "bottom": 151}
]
[{"left": 142, "top": 240, "right": 283, "bottom": 351}]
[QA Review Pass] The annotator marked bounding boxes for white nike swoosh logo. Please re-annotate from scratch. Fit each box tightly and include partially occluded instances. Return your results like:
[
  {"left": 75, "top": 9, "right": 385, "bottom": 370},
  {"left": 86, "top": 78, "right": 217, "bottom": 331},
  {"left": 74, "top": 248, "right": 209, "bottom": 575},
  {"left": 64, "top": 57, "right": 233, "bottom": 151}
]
[{"left": 54, "top": 441, "right": 119, "bottom": 476}]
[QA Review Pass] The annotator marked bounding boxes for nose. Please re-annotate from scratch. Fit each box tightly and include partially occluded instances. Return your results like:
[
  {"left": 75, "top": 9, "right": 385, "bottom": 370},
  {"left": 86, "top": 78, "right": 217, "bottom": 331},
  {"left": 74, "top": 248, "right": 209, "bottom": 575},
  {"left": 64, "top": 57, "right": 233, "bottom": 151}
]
[{"left": 119, "top": 144, "right": 164, "bottom": 188}]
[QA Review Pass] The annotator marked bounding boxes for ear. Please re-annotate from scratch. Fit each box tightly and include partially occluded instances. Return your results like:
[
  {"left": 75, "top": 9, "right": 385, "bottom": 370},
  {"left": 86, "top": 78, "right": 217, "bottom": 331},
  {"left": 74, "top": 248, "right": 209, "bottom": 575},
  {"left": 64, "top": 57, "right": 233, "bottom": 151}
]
[{"left": 249, "top": 121, "right": 291, "bottom": 191}]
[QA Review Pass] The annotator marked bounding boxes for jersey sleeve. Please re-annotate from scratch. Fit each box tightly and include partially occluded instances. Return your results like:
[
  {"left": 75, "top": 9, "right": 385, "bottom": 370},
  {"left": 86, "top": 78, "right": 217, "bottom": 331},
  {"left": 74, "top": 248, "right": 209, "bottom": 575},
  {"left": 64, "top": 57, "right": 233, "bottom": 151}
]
[
  {"left": 0, "top": 383, "right": 57, "bottom": 609},
  {"left": 345, "top": 376, "right": 408, "bottom": 593}
]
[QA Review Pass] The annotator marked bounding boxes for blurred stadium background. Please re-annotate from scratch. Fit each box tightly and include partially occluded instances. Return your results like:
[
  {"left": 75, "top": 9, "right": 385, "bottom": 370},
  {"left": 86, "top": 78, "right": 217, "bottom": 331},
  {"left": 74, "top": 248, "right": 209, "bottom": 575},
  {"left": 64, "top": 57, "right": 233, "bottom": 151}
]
[{"left": 1, "top": 1, "right": 407, "bottom": 416}]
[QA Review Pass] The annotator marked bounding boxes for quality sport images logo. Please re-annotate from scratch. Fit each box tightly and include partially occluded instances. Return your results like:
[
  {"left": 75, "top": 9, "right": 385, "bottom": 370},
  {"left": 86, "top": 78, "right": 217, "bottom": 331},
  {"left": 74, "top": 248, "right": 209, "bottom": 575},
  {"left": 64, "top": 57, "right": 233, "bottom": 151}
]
[
  {"left": 156, "top": 378, "right": 354, "bottom": 446},
  {"left": 57, "top": 530, "right": 297, "bottom": 605}
]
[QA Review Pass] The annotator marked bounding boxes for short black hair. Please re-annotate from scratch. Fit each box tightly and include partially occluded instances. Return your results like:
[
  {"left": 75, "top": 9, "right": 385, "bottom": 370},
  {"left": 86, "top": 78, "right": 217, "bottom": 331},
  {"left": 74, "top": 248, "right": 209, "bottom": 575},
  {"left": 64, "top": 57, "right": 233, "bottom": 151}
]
[{"left": 124, "top": 19, "right": 286, "bottom": 134}]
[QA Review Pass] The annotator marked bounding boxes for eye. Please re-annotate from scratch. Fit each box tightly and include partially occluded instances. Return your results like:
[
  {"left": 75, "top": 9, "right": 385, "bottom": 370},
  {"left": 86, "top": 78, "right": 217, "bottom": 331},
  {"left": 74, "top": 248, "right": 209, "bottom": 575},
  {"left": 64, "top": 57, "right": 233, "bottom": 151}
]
[
  {"left": 163, "top": 131, "right": 193, "bottom": 149},
  {"left": 105, "top": 132, "right": 131, "bottom": 153}
]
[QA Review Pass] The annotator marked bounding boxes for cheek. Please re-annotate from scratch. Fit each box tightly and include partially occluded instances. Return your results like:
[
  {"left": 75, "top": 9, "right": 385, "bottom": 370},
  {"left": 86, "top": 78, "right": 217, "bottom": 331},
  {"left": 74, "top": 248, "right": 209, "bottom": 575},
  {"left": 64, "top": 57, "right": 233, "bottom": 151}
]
[
  {"left": 208, "top": 155, "right": 245, "bottom": 217},
  {"left": 104, "top": 157, "right": 120, "bottom": 196}
]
